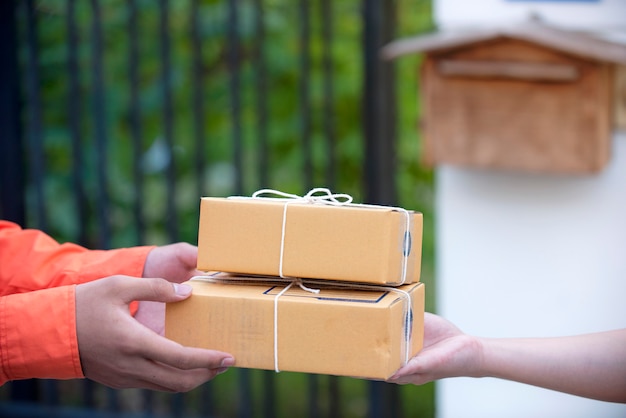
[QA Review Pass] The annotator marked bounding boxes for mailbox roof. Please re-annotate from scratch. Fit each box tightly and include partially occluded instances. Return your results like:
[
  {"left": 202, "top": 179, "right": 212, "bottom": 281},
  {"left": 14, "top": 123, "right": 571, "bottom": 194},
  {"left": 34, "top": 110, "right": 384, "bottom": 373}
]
[{"left": 382, "top": 22, "right": 626, "bottom": 65}]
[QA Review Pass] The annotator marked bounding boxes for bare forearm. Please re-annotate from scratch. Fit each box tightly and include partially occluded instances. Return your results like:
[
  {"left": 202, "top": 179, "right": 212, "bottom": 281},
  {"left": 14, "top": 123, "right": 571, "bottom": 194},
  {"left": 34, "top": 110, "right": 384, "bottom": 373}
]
[{"left": 479, "top": 330, "right": 626, "bottom": 403}]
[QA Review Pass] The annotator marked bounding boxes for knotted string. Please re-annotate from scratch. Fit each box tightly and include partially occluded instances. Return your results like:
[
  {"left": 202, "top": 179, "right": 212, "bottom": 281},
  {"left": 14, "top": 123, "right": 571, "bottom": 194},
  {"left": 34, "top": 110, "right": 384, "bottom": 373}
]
[
  {"left": 252, "top": 188, "right": 352, "bottom": 278},
  {"left": 193, "top": 274, "right": 413, "bottom": 374},
  {"left": 252, "top": 187, "right": 353, "bottom": 205},
  {"left": 234, "top": 188, "right": 412, "bottom": 285}
]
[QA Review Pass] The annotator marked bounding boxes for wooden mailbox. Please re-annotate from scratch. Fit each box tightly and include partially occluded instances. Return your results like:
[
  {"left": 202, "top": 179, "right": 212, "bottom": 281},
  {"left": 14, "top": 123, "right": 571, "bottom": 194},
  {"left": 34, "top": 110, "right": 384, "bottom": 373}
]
[{"left": 383, "top": 22, "right": 626, "bottom": 174}]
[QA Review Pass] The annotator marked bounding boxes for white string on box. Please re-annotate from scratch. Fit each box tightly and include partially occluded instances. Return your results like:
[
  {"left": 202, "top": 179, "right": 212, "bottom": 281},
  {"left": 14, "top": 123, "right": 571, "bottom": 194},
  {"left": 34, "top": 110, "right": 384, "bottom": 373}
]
[
  {"left": 271, "top": 278, "right": 319, "bottom": 372},
  {"left": 193, "top": 274, "right": 414, "bottom": 373},
  {"left": 241, "top": 188, "right": 412, "bottom": 285}
]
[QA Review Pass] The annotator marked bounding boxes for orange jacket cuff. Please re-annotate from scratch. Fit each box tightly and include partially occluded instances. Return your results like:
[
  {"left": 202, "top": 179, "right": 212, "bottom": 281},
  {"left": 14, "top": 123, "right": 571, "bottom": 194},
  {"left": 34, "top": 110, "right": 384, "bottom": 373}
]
[
  {"left": 76, "top": 246, "right": 155, "bottom": 284},
  {"left": 0, "top": 285, "right": 82, "bottom": 384}
]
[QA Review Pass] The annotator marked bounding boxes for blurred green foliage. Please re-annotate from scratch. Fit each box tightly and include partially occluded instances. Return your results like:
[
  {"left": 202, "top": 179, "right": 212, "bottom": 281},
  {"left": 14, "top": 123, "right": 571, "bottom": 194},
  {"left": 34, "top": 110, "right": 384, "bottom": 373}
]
[{"left": 16, "top": 0, "right": 436, "bottom": 416}]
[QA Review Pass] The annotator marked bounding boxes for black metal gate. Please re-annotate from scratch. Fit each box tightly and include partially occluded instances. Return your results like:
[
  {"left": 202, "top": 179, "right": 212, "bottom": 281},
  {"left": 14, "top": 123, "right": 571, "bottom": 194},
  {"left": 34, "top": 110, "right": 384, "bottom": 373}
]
[{"left": 0, "top": 0, "right": 434, "bottom": 416}]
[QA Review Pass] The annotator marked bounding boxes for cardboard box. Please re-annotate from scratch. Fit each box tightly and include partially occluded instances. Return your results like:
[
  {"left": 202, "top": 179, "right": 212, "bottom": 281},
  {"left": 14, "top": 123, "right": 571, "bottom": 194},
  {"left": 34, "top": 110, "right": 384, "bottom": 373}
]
[
  {"left": 165, "top": 275, "right": 425, "bottom": 380},
  {"left": 197, "top": 197, "right": 423, "bottom": 285}
]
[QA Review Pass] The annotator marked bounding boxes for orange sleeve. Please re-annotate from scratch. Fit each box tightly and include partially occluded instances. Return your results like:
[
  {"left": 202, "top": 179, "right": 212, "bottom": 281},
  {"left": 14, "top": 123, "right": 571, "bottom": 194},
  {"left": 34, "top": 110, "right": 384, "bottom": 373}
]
[
  {"left": 0, "top": 286, "right": 82, "bottom": 384},
  {"left": 0, "top": 220, "right": 155, "bottom": 384},
  {"left": 0, "top": 220, "right": 154, "bottom": 295}
]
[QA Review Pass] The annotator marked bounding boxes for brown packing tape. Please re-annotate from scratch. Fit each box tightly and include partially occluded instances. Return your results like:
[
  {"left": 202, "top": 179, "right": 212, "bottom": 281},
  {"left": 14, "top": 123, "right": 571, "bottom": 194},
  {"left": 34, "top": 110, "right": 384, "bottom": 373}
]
[
  {"left": 165, "top": 274, "right": 425, "bottom": 380},
  {"left": 197, "top": 192, "right": 423, "bottom": 285}
]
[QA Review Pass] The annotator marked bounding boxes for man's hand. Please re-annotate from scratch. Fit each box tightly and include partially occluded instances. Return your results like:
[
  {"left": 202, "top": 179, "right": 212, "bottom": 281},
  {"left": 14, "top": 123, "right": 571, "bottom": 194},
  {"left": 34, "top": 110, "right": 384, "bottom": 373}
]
[
  {"left": 137, "top": 242, "right": 202, "bottom": 335},
  {"left": 133, "top": 242, "right": 224, "bottom": 380},
  {"left": 76, "top": 276, "right": 235, "bottom": 392},
  {"left": 142, "top": 243, "right": 202, "bottom": 283}
]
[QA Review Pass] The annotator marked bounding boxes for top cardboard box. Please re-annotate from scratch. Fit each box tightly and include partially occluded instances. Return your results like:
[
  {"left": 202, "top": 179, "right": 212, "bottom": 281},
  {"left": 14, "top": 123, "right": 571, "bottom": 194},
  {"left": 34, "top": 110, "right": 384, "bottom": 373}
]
[{"left": 197, "top": 196, "right": 423, "bottom": 285}]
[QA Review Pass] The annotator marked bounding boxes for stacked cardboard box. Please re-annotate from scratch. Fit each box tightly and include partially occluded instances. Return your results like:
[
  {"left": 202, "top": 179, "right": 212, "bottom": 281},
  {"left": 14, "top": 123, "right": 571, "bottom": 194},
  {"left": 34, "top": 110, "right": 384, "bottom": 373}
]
[{"left": 165, "top": 191, "right": 425, "bottom": 379}]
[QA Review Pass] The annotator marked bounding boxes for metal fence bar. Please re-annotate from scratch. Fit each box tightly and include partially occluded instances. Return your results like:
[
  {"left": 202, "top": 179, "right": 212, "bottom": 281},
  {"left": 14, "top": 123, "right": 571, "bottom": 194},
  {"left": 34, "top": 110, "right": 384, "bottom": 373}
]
[
  {"left": 379, "top": 0, "right": 398, "bottom": 207},
  {"left": 24, "top": 0, "right": 47, "bottom": 232},
  {"left": 227, "top": 0, "right": 244, "bottom": 196},
  {"left": 189, "top": 2, "right": 215, "bottom": 410},
  {"left": 67, "top": 0, "right": 89, "bottom": 247},
  {"left": 320, "top": 0, "right": 336, "bottom": 190},
  {"left": 90, "top": 0, "right": 111, "bottom": 250},
  {"left": 191, "top": 0, "right": 208, "bottom": 199},
  {"left": 308, "top": 374, "right": 319, "bottom": 418},
  {"left": 200, "top": 380, "right": 217, "bottom": 417},
  {"left": 362, "top": 0, "right": 381, "bottom": 206},
  {"left": 105, "top": 387, "right": 120, "bottom": 412},
  {"left": 142, "top": 390, "right": 155, "bottom": 417},
  {"left": 361, "top": 0, "right": 404, "bottom": 416},
  {"left": 129, "top": 0, "right": 146, "bottom": 246},
  {"left": 253, "top": 0, "right": 270, "bottom": 190},
  {"left": 41, "top": 380, "right": 59, "bottom": 407},
  {"left": 226, "top": 2, "right": 251, "bottom": 413},
  {"left": 329, "top": 376, "right": 340, "bottom": 418},
  {"left": 172, "top": 393, "right": 184, "bottom": 418},
  {"left": 159, "top": 0, "right": 178, "bottom": 243},
  {"left": 253, "top": 4, "right": 276, "bottom": 412},
  {"left": 299, "top": 0, "right": 313, "bottom": 191},
  {"left": 82, "top": 379, "right": 96, "bottom": 409},
  {"left": 362, "top": 0, "right": 397, "bottom": 207},
  {"left": 23, "top": 0, "right": 60, "bottom": 406},
  {"left": 262, "top": 370, "right": 276, "bottom": 418},
  {"left": 93, "top": 0, "right": 119, "bottom": 395},
  {"left": 1, "top": 11, "right": 33, "bottom": 403},
  {"left": 303, "top": 2, "right": 318, "bottom": 406},
  {"left": 237, "top": 369, "right": 252, "bottom": 418},
  {"left": 0, "top": 0, "right": 25, "bottom": 225},
  {"left": 128, "top": 0, "right": 153, "bottom": 408}
]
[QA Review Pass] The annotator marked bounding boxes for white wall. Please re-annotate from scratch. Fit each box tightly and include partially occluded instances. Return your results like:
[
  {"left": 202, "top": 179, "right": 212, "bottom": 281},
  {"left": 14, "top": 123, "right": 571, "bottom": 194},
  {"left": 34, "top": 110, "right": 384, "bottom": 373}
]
[
  {"left": 435, "top": 0, "right": 626, "bottom": 32},
  {"left": 435, "top": 132, "right": 626, "bottom": 418}
]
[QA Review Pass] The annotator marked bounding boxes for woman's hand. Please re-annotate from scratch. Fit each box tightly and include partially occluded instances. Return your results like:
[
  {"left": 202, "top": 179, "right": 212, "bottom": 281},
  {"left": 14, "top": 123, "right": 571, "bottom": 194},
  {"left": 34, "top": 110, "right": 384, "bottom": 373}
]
[{"left": 388, "top": 312, "right": 483, "bottom": 385}]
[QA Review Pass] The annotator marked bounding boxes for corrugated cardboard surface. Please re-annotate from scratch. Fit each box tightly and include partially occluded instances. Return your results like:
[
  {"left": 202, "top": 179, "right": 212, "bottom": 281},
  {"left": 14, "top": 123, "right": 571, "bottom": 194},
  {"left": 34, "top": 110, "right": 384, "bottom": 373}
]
[
  {"left": 197, "top": 197, "right": 423, "bottom": 285},
  {"left": 165, "top": 275, "right": 425, "bottom": 380}
]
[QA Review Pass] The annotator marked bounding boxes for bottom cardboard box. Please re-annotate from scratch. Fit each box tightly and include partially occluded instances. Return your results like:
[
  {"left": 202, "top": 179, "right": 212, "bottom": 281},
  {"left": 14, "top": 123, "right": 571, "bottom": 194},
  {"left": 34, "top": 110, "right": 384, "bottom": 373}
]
[{"left": 165, "top": 274, "right": 425, "bottom": 380}]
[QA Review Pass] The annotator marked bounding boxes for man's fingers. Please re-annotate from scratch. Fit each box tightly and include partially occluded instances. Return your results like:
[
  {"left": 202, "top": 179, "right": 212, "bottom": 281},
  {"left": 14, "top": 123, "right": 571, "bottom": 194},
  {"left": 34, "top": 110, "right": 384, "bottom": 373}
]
[
  {"left": 131, "top": 324, "right": 234, "bottom": 371},
  {"left": 108, "top": 360, "right": 221, "bottom": 392},
  {"left": 147, "top": 337, "right": 234, "bottom": 371},
  {"left": 117, "top": 325, "right": 234, "bottom": 391},
  {"left": 172, "top": 242, "right": 198, "bottom": 271},
  {"left": 142, "top": 243, "right": 198, "bottom": 282},
  {"left": 130, "top": 359, "right": 226, "bottom": 392}
]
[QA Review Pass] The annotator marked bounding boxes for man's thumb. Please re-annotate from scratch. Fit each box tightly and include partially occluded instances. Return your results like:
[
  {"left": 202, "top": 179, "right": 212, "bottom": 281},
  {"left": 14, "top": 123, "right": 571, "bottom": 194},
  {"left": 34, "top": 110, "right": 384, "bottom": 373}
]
[
  {"left": 172, "top": 282, "right": 193, "bottom": 297},
  {"left": 121, "top": 278, "right": 193, "bottom": 303}
]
